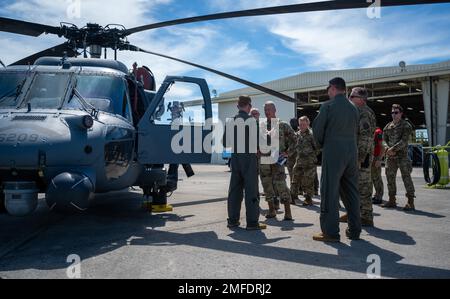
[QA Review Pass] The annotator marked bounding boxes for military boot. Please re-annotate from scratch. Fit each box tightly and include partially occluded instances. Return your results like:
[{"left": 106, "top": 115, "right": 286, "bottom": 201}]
[
  {"left": 403, "top": 196, "right": 416, "bottom": 211},
  {"left": 283, "top": 202, "right": 293, "bottom": 221},
  {"left": 361, "top": 218, "right": 374, "bottom": 227},
  {"left": 372, "top": 196, "right": 383, "bottom": 205},
  {"left": 302, "top": 195, "right": 314, "bottom": 207},
  {"left": 246, "top": 223, "right": 267, "bottom": 231},
  {"left": 291, "top": 194, "right": 298, "bottom": 205},
  {"left": 274, "top": 198, "right": 280, "bottom": 210},
  {"left": 339, "top": 213, "right": 348, "bottom": 223},
  {"left": 345, "top": 228, "right": 360, "bottom": 241},
  {"left": 313, "top": 233, "right": 340, "bottom": 243},
  {"left": 382, "top": 196, "right": 397, "bottom": 208},
  {"left": 265, "top": 202, "right": 277, "bottom": 219}
]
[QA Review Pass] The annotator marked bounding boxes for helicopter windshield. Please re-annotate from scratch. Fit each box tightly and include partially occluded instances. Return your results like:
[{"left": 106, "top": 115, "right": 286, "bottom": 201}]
[
  {"left": 70, "top": 75, "right": 131, "bottom": 120},
  {"left": 0, "top": 72, "right": 27, "bottom": 108},
  {"left": 23, "top": 73, "right": 71, "bottom": 109}
]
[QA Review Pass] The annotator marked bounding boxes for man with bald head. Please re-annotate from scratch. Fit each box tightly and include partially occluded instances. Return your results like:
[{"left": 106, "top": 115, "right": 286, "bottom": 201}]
[{"left": 259, "top": 101, "right": 296, "bottom": 221}]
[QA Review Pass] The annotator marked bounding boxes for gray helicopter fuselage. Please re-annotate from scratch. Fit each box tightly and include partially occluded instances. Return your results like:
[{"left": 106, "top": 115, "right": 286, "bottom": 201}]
[
  {"left": 0, "top": 57, "right": 213, "bottom": 216},
  {"left": 0, "top": 60, "right": 150, "bottom": 214}
]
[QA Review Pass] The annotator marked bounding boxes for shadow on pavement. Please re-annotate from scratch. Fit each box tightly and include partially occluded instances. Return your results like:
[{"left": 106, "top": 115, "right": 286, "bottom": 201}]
[
  {"left": 405, "top": 209, "right": 446, "bottom": 219},
  {"left": 227, "top": 230, "right": 290, "bottom": 245},
  {"left": 172, "top": 197, "right": 228, "bottom": 208},
  {"left": 263, "top": 218, "right": 314, "bottom": 232},
  {"left": 0, "top": 191, "right": 448, "bottom": 279},
  {"left": 364, "top": 227, "right": 416, "bottom": 245}
]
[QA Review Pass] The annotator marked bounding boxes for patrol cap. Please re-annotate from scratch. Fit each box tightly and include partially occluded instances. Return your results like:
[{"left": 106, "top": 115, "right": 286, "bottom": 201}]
[
  {"left": 351, "top": 87, "right": 369, "bottom": 100},
  {"left": 328, "top": 77, "right": 347, "bottom": 91}
]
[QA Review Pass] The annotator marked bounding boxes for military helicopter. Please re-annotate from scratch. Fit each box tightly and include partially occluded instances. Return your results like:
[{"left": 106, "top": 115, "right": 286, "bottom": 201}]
[{"left": 0, "top": 0, "right": 447, "bottom": 216}]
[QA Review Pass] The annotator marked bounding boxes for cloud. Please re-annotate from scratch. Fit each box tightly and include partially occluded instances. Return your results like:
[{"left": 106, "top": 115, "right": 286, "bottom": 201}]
[
  {"left": 2, "top": 0, "right": 155, "bottom": 27},
  {"left": 208, "top": 0, "right": 450, "bottom": 70},
  {"left": 268, "top": 7, "right": 450, "bottom": 69},
  {"left": 1, "top": 0, "right": 450, "bottom": 98},
  {"left": 0, "top": 0, "right": 264, "bottom": 95}
]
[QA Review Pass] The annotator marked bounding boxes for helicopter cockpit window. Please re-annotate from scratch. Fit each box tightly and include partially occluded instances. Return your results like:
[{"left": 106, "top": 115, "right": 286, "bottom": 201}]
[
  {"left": 23, "top": 73, "right": 70, "bottom": 109},
  {"left": 0, "top": 72, "right": 27, "bottom": 109},
  {"left": 71, "top": 75, "right": 132, "bottom": 122},
  {"left": 152, "top": 81, "right": 206, "bottom": 126}
]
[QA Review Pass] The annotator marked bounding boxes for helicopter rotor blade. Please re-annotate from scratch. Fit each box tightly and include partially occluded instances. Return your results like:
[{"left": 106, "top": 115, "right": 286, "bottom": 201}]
[
  {"left": 124, "top": 0, "right": 450, "bottom": 35},
  {"left": 0, "top": 17, "right": 61, "bottom": 37},
  {"left": 125, "top": 45, "right": 296, "bottom": 103},
  {"left": 9, "top": 43, "right": 77, "bottom": 66}
]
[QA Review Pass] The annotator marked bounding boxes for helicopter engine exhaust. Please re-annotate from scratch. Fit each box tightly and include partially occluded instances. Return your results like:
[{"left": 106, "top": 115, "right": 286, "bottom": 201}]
[{"left": 46, "top": 172, "right": 94, "bottom": 213}]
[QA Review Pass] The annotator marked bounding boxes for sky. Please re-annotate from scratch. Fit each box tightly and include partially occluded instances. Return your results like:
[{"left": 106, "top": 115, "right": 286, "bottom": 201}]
[{"left": 1, "top": 0, "right": 450, "bottom": 98}]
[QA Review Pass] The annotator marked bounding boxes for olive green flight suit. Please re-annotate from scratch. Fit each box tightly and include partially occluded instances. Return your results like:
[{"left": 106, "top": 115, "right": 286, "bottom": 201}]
[
  {"left": 225, "top": 110, "right": 260, "bottom": 227},
  {"left": 312, "top": 94, "right": 361, "bottom": 239}
]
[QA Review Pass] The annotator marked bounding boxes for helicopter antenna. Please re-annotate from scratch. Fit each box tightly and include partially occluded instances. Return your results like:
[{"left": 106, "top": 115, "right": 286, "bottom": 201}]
[{"left": 0, "top": 59, "right": 5, "bottom": 68}]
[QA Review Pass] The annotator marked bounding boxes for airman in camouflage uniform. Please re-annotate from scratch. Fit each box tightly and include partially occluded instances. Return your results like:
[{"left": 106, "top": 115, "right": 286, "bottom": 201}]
[
  {"left": 287, "top": 118, "right": 300, "bottom": 204},
  {"left": 291, "top": 116, "right": 319, "bottom": 206},
  {"left": 382, "top": 104, "right": 416, "bottom": 211},
  {"left": 259, "top": 102, "right": 296, "bottom": 220},
  {"left": 340, "top": 88, "right": 377, "bottom": 226},
  {"left": 372, "top": 127, "right": 385, "bottom": 204}
]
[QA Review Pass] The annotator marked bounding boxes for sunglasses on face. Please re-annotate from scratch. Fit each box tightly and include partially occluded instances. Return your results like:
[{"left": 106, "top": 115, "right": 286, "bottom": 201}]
[
  {"left": 350, "top": 95, "right": 360, "bottom": 99},
  {"left": 391, "top": 111, "right": 401, "bottom": 115}
]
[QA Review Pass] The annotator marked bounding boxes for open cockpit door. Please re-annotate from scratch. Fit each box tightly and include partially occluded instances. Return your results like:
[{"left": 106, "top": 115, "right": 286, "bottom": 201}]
[{"left": 137, "top": 76, "right": 213, "bottom": 164}]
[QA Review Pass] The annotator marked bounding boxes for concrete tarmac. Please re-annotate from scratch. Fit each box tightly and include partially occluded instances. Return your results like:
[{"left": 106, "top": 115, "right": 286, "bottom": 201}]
[{"left": 0, "top": 165, "right": 449, "bottom": 279}]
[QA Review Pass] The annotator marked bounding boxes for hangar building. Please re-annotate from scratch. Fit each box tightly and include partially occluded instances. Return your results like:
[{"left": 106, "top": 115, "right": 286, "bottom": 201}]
[{"left": 212, "top": 60, "right": 450, "bottom": 164}]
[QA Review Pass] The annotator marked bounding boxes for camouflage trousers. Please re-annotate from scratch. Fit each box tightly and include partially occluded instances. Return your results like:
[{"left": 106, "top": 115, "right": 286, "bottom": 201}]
[
  {"left": 359, "top": 165, "right": 373, "bottom": 221},
  {"left": 287, "top": 157, "right": 299, "bottom": 196},
  {"left": 371, "top": 163, "right": 384, "bottom": 199},
  {"left": 291, "top": 164, "right": 316, "bottom": 199},
  {"left": 260, "top": 163, "right": 291, "bottom": 204},
  {"left": 386, "top": 155, "right": 415, "bottom": 198}
]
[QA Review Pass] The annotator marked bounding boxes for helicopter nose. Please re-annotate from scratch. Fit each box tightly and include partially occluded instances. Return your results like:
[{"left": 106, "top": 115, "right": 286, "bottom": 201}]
[
  {"left": 0, "top": 113, "right": 99, "bottom": 168},
  {"left": 46, "top": 172, "right": 94, "bottom": 213}
]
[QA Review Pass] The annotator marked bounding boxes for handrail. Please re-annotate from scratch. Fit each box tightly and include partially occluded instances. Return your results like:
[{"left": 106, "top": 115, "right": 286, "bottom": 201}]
[{"left": 423, "top": 142, "right": 450, "bottom": 151}]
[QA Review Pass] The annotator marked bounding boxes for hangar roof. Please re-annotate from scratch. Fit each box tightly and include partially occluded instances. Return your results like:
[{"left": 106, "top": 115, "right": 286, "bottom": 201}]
[{"left": 214, "top": 60, "right": 450, "bottom": 103}]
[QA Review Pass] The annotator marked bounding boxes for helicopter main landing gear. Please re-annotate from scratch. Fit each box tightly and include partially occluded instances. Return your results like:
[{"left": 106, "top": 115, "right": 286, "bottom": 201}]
[
  {"left": 140, "top": 164, "right": 185, "bottom": 214},
  {"left": 142, "top": 185, "right": 173, "bottom": 214},
  {"left": 151, "top": 189, "right": 173, "bottom": 213}
]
